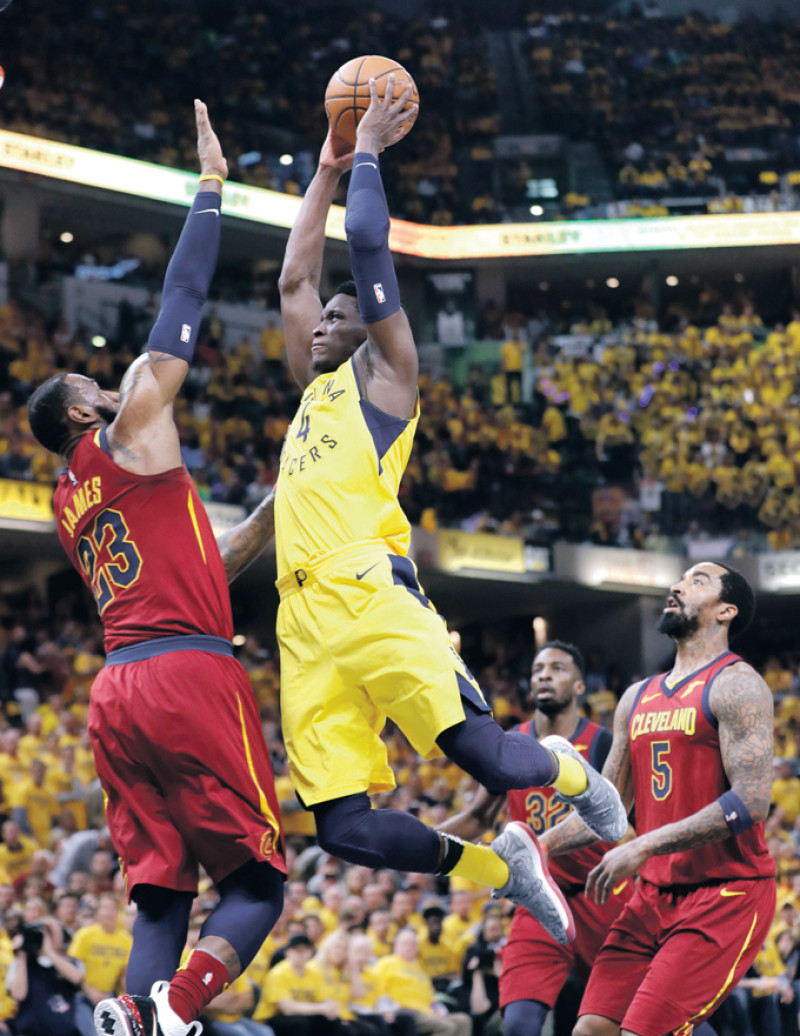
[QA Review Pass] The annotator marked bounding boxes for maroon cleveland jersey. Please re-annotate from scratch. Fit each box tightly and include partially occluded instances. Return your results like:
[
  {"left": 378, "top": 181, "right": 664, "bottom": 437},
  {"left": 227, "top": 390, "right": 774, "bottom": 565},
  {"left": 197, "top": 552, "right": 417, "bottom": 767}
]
[
  {"left": 54, "top": 428, "right": 232, "bottom": 652},
  {"left": 629, "top": 651, "right": 775, "bottom": 886},
  {"left": 507, "top": 717, "right": 617, "bottom": 890}
]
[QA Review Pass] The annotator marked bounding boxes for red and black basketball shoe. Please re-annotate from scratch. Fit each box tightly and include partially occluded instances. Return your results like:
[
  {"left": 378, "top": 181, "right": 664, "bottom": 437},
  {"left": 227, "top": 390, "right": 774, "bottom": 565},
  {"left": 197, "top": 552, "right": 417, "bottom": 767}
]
[{"left": 94, "top": 981, "right": 202, "bottom": 1036}]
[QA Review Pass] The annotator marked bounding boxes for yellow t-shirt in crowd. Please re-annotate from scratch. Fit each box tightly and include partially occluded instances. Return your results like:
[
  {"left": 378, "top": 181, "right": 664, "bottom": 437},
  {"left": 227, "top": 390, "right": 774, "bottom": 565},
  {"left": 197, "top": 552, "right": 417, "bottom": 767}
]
[
  {"left": 417, "top": 932, "right": 461, "bottom": 979},
  {"left": 10, "top": 779, "right": 58, "bottom": 846},
  {"left": 68, "top": 924, "right": 133, "bottom": 994},
  {"left": 0, "top": 835, "right": 37, "bottom": 879},
  {"left": 772, "top": 778, "right": 800, "bottom": 824},
  {"left": 372, "top": 953, "right": 434, "bottom": 1013},
  {"left": 255, "top": 960, "right": 325, "bottom": 1020}
]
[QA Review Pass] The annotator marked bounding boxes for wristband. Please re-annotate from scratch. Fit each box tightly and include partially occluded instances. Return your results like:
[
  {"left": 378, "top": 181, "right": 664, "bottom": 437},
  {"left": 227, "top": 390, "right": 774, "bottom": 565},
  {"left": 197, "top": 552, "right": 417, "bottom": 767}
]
[
  {"left": 717, "top": 791, "right": 754, "bottom": 836},
  {"left": 199, "top": 174, "right": 225, "bottom": 185}
]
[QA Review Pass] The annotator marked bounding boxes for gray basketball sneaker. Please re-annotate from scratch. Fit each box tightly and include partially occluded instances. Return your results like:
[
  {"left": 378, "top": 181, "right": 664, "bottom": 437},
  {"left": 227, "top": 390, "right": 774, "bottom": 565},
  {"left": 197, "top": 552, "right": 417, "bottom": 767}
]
[
  {"left": 541, "top": 734, "right": 628, "bottom": 843},
  {"left": 490, "top": 821, "right": 576, "bottom": 945}
]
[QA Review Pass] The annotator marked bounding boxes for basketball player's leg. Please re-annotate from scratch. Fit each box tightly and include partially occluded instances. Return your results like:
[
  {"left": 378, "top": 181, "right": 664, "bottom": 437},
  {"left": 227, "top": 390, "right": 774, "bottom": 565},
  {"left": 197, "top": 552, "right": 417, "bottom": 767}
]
[
  {"left": 94, "top": 653, "right": 287, "bottom": 1036},
  {"left": 350, "top": 568, "right": 626, "bottom": 843}
]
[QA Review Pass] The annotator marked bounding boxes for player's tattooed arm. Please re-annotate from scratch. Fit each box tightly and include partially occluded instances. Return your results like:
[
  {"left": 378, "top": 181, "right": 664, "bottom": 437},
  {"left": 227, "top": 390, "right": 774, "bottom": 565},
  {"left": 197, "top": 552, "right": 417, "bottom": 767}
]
[
  {"left": 541, "top": 683, "right": 639, "bottom": 857},
  {"left": 217, "top": 489, "right": 275, "bottom": 584}
]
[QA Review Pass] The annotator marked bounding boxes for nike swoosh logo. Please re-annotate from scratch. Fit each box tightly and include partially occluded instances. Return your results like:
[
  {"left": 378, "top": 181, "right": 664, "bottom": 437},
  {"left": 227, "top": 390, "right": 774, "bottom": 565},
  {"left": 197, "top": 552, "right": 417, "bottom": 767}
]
[
  {"left": 612, "top": 881, "right": 629, "bottom": 895},
  {"left": 720, "top": 887, "right": 746, "bottom": 897},
  {"left": 194, "top": 208, "right": 220, "bottom": 216},
  {"left": 356, "top": 161, "right": 378, "bottom": 170},
  {"left": 680, "top": 679, "right": 705, "bottom": 700},
  {"left": 355, "top": 563, "right": 379, "bottom": 581},
  {"left": 641, "top": 692, "right": 661, "bottom": 703}
]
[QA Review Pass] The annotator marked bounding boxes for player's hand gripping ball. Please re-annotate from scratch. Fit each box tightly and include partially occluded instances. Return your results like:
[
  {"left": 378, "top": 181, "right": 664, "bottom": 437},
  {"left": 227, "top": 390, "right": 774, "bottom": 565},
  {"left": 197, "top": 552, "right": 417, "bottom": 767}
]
[{"left": 325, "top": 55, "right": 419, "bottom": 147}]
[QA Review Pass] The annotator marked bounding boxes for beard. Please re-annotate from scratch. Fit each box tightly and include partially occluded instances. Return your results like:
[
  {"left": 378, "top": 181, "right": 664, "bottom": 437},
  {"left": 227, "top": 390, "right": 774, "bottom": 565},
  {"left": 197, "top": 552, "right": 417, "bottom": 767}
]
[
  {"left": 656, "top": 608, "right": 700, "bottom": 640},
  {"left": 533, "top": 693, "right": 572, "bottom": 717}
]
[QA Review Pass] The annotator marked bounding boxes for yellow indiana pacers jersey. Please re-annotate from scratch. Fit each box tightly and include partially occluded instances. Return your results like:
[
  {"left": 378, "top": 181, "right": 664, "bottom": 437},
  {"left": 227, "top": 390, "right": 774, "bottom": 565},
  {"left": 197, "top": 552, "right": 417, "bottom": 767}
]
[{"left": 275, "top": 355, "right": 419, "bottom": 577}]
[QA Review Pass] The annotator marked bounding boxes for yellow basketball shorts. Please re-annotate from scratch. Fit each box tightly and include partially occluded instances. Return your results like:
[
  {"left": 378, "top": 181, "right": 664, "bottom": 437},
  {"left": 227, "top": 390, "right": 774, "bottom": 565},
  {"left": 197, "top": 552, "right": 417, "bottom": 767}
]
[{"left": 275, "top": 541, "right": 490, "bottom": 807}]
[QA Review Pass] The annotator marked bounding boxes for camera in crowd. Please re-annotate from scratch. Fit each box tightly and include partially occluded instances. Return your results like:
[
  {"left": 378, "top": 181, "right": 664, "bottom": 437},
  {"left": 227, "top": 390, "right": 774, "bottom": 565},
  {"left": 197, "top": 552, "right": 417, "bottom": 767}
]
[{"left": 8, "top": 917, "right": 45, "bottom": 957}]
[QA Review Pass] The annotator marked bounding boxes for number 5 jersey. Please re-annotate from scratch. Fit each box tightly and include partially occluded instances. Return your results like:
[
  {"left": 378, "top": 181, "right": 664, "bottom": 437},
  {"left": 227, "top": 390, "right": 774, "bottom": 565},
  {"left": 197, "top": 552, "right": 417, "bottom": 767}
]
[{"left": 54, "top": 427, "right": 232, "bottom": 651}]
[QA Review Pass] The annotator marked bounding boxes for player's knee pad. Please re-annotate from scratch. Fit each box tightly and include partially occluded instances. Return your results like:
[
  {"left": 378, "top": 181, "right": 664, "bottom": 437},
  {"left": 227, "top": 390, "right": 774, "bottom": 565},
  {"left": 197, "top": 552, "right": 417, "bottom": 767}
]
[{"left": 314, "top": 794, "right": 379, "bottom": 866}]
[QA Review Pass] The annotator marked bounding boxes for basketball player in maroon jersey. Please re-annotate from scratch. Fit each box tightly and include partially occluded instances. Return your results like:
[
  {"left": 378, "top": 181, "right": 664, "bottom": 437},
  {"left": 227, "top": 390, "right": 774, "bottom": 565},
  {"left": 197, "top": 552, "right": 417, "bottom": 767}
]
[
  {"left": 441, "top": 641, "right": 633, "bottom": 1036},
  {"left": 26, "top": 103, "right": 286, "bottom": 1036},
  {"left": 540, "top": 562, "right": 775, "bottom": 1036}
]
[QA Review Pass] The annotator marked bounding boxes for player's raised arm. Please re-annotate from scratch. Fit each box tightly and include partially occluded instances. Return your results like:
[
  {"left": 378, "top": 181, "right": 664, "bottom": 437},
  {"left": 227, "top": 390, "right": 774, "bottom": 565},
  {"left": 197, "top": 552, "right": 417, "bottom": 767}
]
[
  {"left": 346, "top": 76, "right": 419, "bottom": 419},
  {"left": 540, "top": 682, "right": 639, "bottom": 858},
  {"left": 106, "top": 100, "right": 226, "bottom": 470},
  {"left": 278, "top": 131, "right": 354, "bottom": 390}
]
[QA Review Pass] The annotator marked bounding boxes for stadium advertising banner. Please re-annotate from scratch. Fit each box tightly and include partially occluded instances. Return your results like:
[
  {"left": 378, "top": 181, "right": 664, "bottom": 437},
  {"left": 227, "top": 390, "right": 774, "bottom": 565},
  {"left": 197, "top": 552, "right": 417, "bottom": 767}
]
[
  {"left": 436, "top": 529, "right": 527, "bottom": 576},
  {"left": 555, "top": 544, "right": 684, "bottom": 592},
  {"left": 758, "top": 554, "right": 800, "bottom": 593},
  {"left": 4, "top": 130, "right": 800, "bottom": 259},
  {"left": 0, "top": 479, "right": 55, "bottom": 529},
  {"left": 0, "top": 479, "right": 243, "bottom": 538}
]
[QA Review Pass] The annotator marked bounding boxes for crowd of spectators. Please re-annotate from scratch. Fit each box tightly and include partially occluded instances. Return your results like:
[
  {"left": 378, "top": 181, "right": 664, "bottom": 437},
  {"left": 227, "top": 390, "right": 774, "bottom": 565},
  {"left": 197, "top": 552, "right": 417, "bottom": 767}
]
[
  {"left": 1, "top": 0, "right": 498, "bottom": 227},
  {"left": 9, "top": 285, "right": 800, "bottom": 553},
  {"left": 2, "top": 583, "right": 800, "bottom": 1034},
  {"left": 5, "top": 2, "right": 800, "bottom": 223},
  {"left": 523, "top": 9, "right": 800, "bottom": 217}
]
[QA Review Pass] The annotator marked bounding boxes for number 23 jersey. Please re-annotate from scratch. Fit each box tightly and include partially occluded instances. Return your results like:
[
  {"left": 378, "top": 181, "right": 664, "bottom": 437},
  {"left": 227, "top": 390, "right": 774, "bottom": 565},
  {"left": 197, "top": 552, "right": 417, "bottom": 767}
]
[{"left": 54, "top": 427, "right": 232, "bottom": 652}]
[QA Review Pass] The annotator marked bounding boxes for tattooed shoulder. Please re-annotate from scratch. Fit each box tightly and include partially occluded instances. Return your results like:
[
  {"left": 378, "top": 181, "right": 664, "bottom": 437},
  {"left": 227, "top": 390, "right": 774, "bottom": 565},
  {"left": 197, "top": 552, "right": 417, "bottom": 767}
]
[{"left": 709, "top": 661, "right": 773, "bottom": 729}]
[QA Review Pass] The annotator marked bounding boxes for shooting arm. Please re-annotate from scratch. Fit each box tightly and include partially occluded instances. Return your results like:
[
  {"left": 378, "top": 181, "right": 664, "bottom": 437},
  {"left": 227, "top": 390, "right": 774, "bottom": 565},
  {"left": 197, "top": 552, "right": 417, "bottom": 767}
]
[
  {"left": 541, "top": 683, "right": 638, "bottom": 856},
  {"left": 437, "top": 785, "right": 505, "bottom": 842},
  {"left": 216, "top": 489, "right": 275, "bottom": 584},
  {"left": 279, "top": 160, "right": 343, "bottom": 390},
  {"left": 346, "top": 81, "right": 418, "bottom": 416}
]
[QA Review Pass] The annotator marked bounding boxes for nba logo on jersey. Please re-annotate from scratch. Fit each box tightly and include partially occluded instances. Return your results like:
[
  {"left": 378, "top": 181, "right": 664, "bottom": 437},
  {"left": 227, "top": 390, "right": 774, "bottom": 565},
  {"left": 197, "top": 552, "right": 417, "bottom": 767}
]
[
  {"left": 180, "top": 324, "right": 191, "bottom": 342},
  {"left": 373, "top": 283, "right": 386, "bottom": 304}
]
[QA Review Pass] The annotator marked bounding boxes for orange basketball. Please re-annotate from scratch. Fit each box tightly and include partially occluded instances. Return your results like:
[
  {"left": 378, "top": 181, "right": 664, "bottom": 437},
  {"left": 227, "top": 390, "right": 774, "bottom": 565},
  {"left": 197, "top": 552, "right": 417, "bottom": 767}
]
[{"left": 324, "top": 55, "right": 419, "bottom": 146}]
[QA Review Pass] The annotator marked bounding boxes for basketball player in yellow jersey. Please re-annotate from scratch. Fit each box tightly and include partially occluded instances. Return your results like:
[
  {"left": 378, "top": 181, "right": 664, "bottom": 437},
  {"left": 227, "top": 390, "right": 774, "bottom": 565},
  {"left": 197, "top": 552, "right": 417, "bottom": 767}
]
[{"left": 275, "top": 76, "right": 627, "bottom": 946}]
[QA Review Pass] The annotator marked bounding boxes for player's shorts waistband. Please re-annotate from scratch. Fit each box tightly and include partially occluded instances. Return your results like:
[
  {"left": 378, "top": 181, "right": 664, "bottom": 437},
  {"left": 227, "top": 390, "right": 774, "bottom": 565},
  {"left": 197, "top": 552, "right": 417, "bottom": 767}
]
[
  {"left": 105, "top": 634, "right": 234, "bottom": 666},
  {"left": 276, "top": 538, "right": 392, "bottom": 599}
]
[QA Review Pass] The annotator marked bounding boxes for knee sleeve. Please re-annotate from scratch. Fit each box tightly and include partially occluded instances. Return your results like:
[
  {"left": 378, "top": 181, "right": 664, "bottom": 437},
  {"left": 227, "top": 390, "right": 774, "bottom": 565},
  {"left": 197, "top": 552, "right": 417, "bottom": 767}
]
[
  {"left": 437, "top": 703, "right": 554, "bottom": 793},
  {"left": 200, "top": 859, "right": 285, "bottom": 972},
  {"left": 127, "top": 884, "right": 194, "bottom": 994},
  {"left": 503, "top": 999, "right": 549, "bottom": 1036},
  {"left": 314, "top": 794, "right": 440, "bottom": 872}
]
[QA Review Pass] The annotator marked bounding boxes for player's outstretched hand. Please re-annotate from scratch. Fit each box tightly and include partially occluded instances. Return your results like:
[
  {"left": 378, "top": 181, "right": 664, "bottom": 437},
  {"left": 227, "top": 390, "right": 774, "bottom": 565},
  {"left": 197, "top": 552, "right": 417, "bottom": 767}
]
[
  {"left": 356, "top": 74, "right": 417, "bottom": 154},
  {"left": 195, "top": 99, "right": 228, "bottom": 181},
  {"left": 320, "top": 126, "right": 355, "bottom": 172}
]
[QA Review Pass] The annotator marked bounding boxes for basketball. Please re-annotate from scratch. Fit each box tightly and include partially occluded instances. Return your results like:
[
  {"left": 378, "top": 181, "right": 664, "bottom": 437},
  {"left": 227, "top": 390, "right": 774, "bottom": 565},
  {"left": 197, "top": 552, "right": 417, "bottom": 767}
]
[{"left": 324, "top": 55, "right": 419, "bottom": 147}]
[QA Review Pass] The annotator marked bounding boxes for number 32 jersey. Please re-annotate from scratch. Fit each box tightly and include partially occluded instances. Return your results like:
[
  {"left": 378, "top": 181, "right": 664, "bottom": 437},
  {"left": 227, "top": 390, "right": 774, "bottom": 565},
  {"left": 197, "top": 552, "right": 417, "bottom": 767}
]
[
  {"left": 54, "top": 427, "right": 232, "bottom": 652},
  {"left": 629, "top": 651, "right": 774, "bottom": 886}
]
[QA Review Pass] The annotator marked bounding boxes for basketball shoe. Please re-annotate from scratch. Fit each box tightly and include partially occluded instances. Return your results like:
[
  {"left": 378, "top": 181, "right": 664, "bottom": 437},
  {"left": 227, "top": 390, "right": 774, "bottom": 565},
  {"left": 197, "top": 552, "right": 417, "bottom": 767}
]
[
  {"left": 94, "top": 981, "right": 202, "bottom": 1036},
  {"left": 541, "top": 734, "right": 628, "bottom": 843},
  {"left": 491, "top": 820, "right": 576, "bottom": 945}
]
